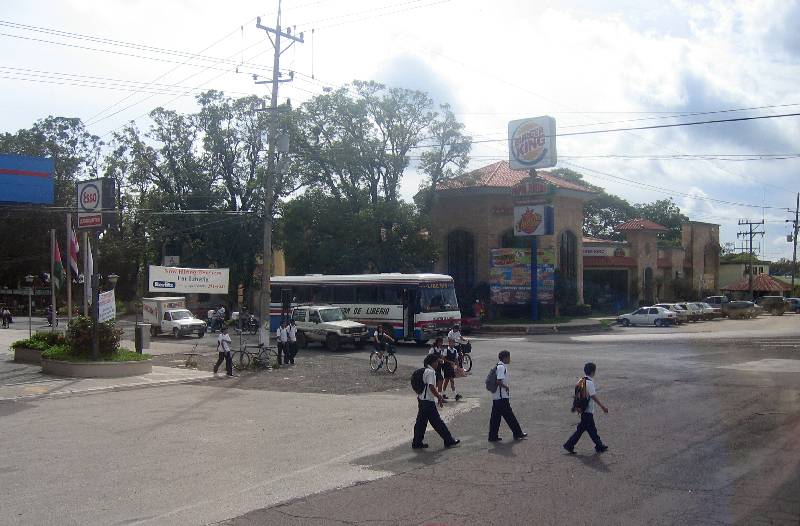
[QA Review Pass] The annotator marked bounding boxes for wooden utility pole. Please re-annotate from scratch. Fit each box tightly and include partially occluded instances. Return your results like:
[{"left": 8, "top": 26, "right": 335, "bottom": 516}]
[
  {"left": 737, "top": 219, "right": 764, "bottom": 300},
  {"left": 254, "top": 1, "right": 303, "bottom": 346},
  {"left": 789, "top": 193, "right": 799, "bottom": 294}
]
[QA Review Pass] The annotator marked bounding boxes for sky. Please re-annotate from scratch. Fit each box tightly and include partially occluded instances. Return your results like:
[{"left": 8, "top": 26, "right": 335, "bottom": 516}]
[{"left": 1, "top": 0, "right": 799, "bottom": 261}]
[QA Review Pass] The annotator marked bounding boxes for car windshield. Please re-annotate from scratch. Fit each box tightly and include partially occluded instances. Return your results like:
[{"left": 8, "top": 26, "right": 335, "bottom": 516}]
[
  {"left": 171, "top": 310, "right": 193, "bottom": 320},
  {"left": 319, "top": 309, "right": 346, "bottom": 322},
  {"left": 418, "top": 284, "right": 459, "bottom": 313},
  {"left": 673, "top": 305, "right": 686, "bottom": 311}
]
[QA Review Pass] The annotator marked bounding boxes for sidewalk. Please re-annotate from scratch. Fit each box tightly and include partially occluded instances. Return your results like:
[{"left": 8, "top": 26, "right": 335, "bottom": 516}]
[{"left": 475, "top": 316, "right": 615, "bottom": 335}]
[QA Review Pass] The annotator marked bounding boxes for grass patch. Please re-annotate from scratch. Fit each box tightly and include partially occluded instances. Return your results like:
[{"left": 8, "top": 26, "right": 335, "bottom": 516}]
[{"left": 42, "top": 346, "right": 151, "bottom": 362}]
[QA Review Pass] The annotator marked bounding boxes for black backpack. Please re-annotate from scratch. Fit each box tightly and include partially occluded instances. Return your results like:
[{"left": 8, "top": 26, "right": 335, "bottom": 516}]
[
  {"left": 571, "top": 377, "right": 590, "bottom": 413},
  {"left": 485, "top": 365, "right": 499, "bottom": 393},
  {"left": 411, "top": 368, "right": 427, "bottom": 395}
]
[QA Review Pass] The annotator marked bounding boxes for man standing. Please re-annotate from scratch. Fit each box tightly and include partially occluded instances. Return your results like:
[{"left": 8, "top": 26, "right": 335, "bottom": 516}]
[
  {"left": 214, "top": 326, "right": 234, "bottom": 377},
  {"left": 287, "top": 319, "right": 298, "bottom": 364},
  {"left": 564, "top": 362, "right": 609, "bottom": 454},
  {"left": 488, "top": 350, "right": 527, "bottom": 442},
  {"left": 276, "top": 320, "right": 289, "bottom": 364},
  {"left": 413, "top": 354, "right": 460, "bottom": 450}
]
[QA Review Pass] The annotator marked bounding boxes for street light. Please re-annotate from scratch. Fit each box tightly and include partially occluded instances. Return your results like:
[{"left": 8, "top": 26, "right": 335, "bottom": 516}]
[
  {"left": 107, "top": 274, "right": 119, "bottom": 289},
  {"left": 25, "top": 274, "right": 34, "bottom": 337}
]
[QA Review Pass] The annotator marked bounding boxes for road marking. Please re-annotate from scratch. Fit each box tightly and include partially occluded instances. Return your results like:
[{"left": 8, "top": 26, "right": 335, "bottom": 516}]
[{"left": 720, "top": 358, "right": 800, "bottom": 373}]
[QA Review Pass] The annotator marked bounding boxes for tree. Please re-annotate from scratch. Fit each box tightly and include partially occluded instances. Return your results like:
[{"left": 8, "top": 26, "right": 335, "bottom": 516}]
[
  {"left": 416, "top": 104, "right": 471, "bottom": 213},
  {"left": 634, "top": 199, "right": 689, "bottom": 245}
]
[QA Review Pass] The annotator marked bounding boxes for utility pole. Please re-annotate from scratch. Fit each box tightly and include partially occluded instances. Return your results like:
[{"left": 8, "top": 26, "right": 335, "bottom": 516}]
[
  {"left": 737, "top": 219, "right": 765, "bottom": 300},
  {"left": 254, "top": 1, "right": 303, "bottom": 346},
  {"left": 788, "top": 193, "right": 800, "bottom": 295}
]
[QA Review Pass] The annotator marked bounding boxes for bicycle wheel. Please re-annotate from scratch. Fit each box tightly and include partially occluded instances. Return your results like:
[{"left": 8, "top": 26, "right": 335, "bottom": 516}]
[
  {"left": 232, "top": 351, "right": 250, "bottom": 371},
  {"left": 261, "top": 348, "right": 280, "bottom": 368},
  {"left": 461, "top": 354, "right": 472, "bottom": 373},
  {"left": 369, "top": 351, "right": 381, "bottom": 372},
  {"left": 385, "top": 354, "right": 397, "bottom": 374}
]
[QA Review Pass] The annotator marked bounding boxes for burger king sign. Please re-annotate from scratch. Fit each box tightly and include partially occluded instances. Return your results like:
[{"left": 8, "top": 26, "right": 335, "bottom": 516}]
[{"left": 508, "top": 116, "right": 557, "bottom": 170}]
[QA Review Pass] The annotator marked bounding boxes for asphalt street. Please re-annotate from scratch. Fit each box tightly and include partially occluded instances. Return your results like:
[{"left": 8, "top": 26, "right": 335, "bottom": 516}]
[{"left": 1, "top": 316, "right": 799, "bottom": 525}]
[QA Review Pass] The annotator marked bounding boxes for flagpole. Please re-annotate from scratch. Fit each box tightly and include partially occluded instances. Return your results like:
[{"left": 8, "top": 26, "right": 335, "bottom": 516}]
[
  {"left": 66, "top": 214, "right": 72, "bottom": 323},
  {"left": 50, "top": 228, "right": 56, "bottom": 333},
  {"left": 83, "top": 231, "right": 89, "bottom": 316}
]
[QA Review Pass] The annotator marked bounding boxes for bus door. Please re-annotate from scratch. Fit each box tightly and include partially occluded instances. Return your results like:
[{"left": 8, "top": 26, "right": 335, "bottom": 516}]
[{"left": 402, "top": 287, "right": 416, "bottom": 340}]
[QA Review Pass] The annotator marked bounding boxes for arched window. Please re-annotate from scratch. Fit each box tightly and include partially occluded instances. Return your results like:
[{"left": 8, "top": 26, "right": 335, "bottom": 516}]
[
  {"left": 644, "top": 267, "right": 654, "bottom": 304},
  {"left": 559, "top": 230, "right": 578, "bottom": 281},
  {"left": 447, "top": 230, "right": 475, "bottom": 301}
]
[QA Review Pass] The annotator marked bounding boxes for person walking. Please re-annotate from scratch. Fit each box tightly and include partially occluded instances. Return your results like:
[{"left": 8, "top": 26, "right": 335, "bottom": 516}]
[
  {"left": 1, "top": 306, "right": 10, "bottom": 328},
  {"left": 564, "top": 362, "right": 608, "bottom": 454},
  {"left": 412, "top": 354, "right": 460, "bottom": 450},
  {"left": 287, "top": 319, "right": 298, "bottom": 364},
  {"left": 488, "top": 350, "right": 527, "bottom": 442},
  {"left": 276, "top": 320, "right": 289, "bottom": 364},
  {"left": 442, "top": 339, "right": 462, "bottom": 401},
  {"left": 428, "top": 337, "right": 446, "bottom": 392},
  {"left": 214, "top": 326, "right": 234, "bottom": 377}
]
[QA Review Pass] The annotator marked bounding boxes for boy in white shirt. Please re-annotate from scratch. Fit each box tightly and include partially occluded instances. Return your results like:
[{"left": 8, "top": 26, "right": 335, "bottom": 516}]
[
  {"left": 214, "top": 326, "right": 234, "bottom": 377},
  {"left": 276, "top": 320, "right": 289, "bottom": 365},
  {"left": 564, "top": 362, "right": 608, "bottom": 454},
  {"left": 488, "top": 350, "right": 526, "bottom": 442},
  {"left": 412, "top": 354, "right": 460, "bottom": 450}
]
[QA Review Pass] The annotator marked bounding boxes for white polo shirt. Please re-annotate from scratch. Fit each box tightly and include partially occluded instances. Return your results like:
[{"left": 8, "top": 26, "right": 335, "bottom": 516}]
[
  {"left": 585, "top": 376, "right": 597, "bottom": 414},
  {"left": 288, "top": 324, "right": 297, "bottom": 342},
  {"left": 447, "top": 329, "right": 464, "bottom": 343},
  {"left": 418, "top": 366, "right": 438, "bottom": 402},
  {"left": 217, "top": 332, "right": 232, "bottom": 353},
  {"left": 492, "top": 361, "right": 510, "bottom": 400},
  {"left": 277, "top": 326, "right": 289, "bottom": 343}
]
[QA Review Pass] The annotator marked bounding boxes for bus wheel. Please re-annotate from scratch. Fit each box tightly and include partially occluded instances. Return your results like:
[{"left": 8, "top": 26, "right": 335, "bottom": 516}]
[{"left": 414, "top": 339, "right": 429, "bottom": 346}]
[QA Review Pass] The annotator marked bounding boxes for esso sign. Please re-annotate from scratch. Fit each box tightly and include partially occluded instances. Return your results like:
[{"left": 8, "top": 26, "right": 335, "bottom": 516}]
[{"left": 79, "top": 183, "right": 100, "bottom": 211}]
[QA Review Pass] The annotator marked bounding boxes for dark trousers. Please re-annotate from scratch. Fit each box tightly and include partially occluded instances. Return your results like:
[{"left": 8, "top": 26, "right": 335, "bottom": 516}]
[
  {"left": 214, "top": 351, "right": 232, "bottom": 376},
  {"left": 564, "top": 412, "right": 604, "bottom": 450},
  {"left": 489, "top": 398, "right": 523, "bottom": 439},
  {"left": 413, "top": 400, "right": 455, "bottom": 446},
  {"left": 277, "top": 342, "right": 286, "bottom": 364},
  {"left": 288, "top": 341, "right": 297, "bottom": 363}
]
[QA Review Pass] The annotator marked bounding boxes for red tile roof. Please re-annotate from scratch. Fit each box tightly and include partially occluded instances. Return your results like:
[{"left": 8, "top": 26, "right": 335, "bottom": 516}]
[
  {"left": 616, "top": 218, "right": 668, "bottom": 231},
  {"left": 440, "top": 161, "right": 596, "bottom": 193},
  {"left": 583, "top": 256, "right": 638, "bottom": 268},
  {"left": 720, "top": 274, "right": 791, "bottom": 292},
  {"left": 582, "top": 236, "right": 626, "bottom": 244}
]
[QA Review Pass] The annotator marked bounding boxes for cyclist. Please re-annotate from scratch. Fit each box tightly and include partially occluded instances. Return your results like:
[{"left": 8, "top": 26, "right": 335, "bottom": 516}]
[
  {"left": 447, "top": 323, "right": 471, "bottom": 367},
  {"left": 373, "top": 325, "right": 395, "bottom": 369}
]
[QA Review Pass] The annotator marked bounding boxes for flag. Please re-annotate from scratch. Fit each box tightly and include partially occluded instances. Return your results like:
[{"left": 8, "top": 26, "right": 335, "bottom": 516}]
[
  {"left": 68, "top": 222, "right": 79, "bottom": 277},
  {"left": 53, "top": 239, "right": 65, "bottom": 290}
]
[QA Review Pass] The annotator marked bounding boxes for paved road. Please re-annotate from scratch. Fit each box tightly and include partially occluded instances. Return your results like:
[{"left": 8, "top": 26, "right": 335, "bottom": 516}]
[{"left": 1, "top": 316, "right": 798, "bottom": 525}]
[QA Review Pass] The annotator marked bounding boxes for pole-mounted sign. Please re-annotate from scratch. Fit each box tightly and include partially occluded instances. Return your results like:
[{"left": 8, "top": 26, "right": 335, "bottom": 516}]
[
  {"left": 508, "top": 116, "right": 557, "bottom": 170},
  {"left": 77, "top": 178, "right": 115, "bottom": 229}
]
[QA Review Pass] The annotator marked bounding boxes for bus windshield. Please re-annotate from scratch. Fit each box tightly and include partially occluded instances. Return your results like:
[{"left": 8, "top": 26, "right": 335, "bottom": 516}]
[
  {"left": 320, "top": 308, "right": 346, "bottom": 322},
  {"left": 418, "top": 285, "right": 459, "bottom": 313}
]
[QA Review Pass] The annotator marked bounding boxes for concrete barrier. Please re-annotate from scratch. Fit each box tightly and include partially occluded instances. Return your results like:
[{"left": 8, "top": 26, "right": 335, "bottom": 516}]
[
  {"left": 13, "top": 347, "right": 42, "bottom": 365},
  {"left": 42, "top": 358, "right": 152, "bottom": 378}
]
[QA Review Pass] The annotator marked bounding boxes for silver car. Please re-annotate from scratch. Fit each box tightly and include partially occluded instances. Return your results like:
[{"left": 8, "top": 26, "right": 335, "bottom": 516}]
[{"left": 654, "top": 303, "right": 689, "bottom": 324}]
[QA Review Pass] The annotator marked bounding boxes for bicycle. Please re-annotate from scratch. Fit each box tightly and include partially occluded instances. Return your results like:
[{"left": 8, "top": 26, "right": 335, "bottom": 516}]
[
  {"left": 231, "top": 344, "right": 280, "bottom": 371},
  {"left": 369, "top": 345, "right": 397, "bottom": 374},
  {"left": 456, "top": 342, "right": 473, "bottom": 373}
]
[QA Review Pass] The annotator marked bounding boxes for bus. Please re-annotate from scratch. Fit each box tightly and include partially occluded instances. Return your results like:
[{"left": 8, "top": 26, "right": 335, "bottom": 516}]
[{"left": 269, "top": 273, "right": 461, "bottom": 344}]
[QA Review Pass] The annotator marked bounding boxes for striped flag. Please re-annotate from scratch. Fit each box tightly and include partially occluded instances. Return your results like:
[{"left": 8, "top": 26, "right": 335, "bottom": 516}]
[
  {"left": 68, "top": 222, "right": 79, "bottom": 277},
  {"left": 53, "top": 239, "right": 65, "bottom": 290}
]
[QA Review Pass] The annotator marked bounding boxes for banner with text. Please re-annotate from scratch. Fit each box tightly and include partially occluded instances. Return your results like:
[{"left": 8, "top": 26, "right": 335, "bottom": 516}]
[
  {"left": 149, "top": 266, "right": 229, "bottom": 294},
  {"left": 98, "top": 289, "right": 116, "bottom": 323},
  {"left": 489, "top": 248, "right": 555, "bottom": 305}
]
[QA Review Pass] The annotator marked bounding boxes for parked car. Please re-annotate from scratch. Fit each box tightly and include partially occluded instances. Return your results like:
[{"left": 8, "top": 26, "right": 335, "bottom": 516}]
[
  {"left": 704, "top": 295, "right": 734, "bottom": 317},
  {"left": 755, "top": 296, "right": 787, "bottom": 315},
  {"left": 654, "top": 303, "right": 689, "bottom": 324},
  {"left": 676, "top": 302, "right": 704, "bottom": 322},
  {"left": 617, "top": 306, "right": 676, "bottom": 327},
  {"left": 290, "top": 305, "right": 369, "bottom": 351},
  {"left": 694, "top": 302, "right": 720, "bottom": 320},
  {"left": 726, "top": 300, "right": 756, "bottom": 319},
  {"left": 785, "top": 298, "right": 800, "bottom": 313}
]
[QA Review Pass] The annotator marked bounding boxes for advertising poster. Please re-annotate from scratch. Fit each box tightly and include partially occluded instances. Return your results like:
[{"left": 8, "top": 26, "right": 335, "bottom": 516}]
[
  {"left": 537, "top": 248, "right": 555, "bottom": 304},
  {"left": 513, "top": 205, "right": 554, "bottom": 236},
  {"left": 98, "top": 289, "right": 116, "bottom": 323},
  {"left": 149, "top": 266, "right": 229, "bottom": 294},
  {"left": 489, "top": 248, "right": 555, "bottom": 305}
]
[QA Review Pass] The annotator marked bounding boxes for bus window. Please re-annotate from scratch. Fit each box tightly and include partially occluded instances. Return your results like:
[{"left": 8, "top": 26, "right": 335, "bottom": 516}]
[
  {"left": 333, "top": 286, "right": 356, "bottom": 303},
  {"left": 378, "top": 285, "right": 402, "bottom": 305},
  {"left": 418, "top": 285, "right": 459, "bottom": 313},
  {"left": 356, "top": 286, "right": 377, "bottom": 303}
]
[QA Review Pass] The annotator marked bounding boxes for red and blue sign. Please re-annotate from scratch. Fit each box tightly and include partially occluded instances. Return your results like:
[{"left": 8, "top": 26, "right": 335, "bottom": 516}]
[{"left": 0, "top": 154, "right": 54, "bottom": 204}]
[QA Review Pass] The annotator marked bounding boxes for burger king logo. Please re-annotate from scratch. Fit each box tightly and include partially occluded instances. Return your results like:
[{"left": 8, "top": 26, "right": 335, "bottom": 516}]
[
  {"left": 516, "top": 208, "right": 543, "bottom": 235},
  {"left": 508, "top": 116, "right": 557, "bottom": 169}
]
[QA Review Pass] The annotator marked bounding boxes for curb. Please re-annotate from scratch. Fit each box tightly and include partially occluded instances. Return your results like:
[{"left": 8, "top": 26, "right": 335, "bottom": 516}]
[
  {"left": 0, "top": 371, "right": 219, "bottom": 404},
  {"left": 474, "top": 324, "right": 614, "bottom": 335}
]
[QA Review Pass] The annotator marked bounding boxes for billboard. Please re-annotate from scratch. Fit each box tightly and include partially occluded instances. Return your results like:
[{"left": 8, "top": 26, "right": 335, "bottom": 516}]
[
  {"left": 149, "top": 266, "right": 229, "bottom": 294},
  {"left": 98, "top": 289, "right": 116, "bottom": 323},
  {"left": 77, "top": 178, "right": 116, "bottom": 229},
  {"left": 508, "top": 116, "right": 557, "bottom": 170},
  {"left": 513, "top": 205, "right": 554, "bottom": 236},
  {"left": 0, "top": 154, "right": 54, "bottom": 204},
  {"left": 489, "top": 248, "right": 555, "bottom": 305}
]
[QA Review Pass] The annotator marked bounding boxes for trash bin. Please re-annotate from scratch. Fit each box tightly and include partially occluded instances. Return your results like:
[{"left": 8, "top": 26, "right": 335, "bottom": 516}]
[{"left": 135, "top": 323, "right": 151, "bottom": 353}]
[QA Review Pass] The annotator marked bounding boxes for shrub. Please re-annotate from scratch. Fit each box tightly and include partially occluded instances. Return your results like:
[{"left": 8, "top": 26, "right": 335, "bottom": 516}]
[
  {"left": 66, "top": 315, "right": 123, "bottom": 357},
  {"left": 562, "top": 304, "right": 592, "bottom": 316},
  {"left": 11, "top": 331, "right": 66, "bottom": 351}
]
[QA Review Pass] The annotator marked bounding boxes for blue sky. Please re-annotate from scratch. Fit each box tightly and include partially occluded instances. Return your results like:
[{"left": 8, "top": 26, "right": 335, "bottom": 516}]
[{"left": 1, "top": 0, "right": 799, "bottom": 260}]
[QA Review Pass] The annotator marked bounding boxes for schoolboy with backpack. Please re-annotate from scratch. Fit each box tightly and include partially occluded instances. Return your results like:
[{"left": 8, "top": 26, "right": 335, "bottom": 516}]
[
  {"left": 410, "top": 354, "right": 460, "bottom": 450},
  {"left": 564, "top": 362, "right": 608, "bottom": 454},
  {"left": 486, "top": 350, "right": 527, "bottom": 442}
]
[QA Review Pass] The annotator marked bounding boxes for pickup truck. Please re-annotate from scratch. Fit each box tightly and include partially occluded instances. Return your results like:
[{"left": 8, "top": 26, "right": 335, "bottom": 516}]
[
  {"left": 290, "top": 305, "right": 369, "bottom": 351},
  {"left": 143, "top": 297, "right": 207, "bottom": 338}
]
